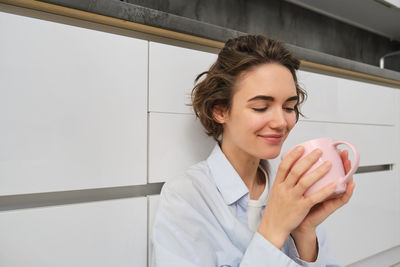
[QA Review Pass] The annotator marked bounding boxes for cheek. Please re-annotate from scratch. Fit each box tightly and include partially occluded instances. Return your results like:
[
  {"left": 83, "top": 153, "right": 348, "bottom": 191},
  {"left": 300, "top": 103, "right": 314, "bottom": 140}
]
[
  {"left": 228, "top": 111, "right": 254, "bottom": 134},
  {"left": 286, "top": 113, "right": 297, "bottom": 130},
  {"left": 248, "top": 113, "right": 268, "bottom": 130},
  {"left": 233, "top": 110, "right": 260, "bottom": 126}
]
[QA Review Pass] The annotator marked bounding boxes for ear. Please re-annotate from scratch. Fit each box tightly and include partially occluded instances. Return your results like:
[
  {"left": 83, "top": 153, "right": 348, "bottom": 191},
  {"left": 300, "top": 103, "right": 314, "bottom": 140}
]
[{"left": 212, "top": 105, "right": 228, "bottom": 124}]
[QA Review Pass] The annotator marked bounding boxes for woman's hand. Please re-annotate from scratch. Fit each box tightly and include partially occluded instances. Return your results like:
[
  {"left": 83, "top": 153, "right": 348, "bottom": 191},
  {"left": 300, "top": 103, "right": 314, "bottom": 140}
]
[
  {"left": 292, "top": 149, "right": 356, "bottom": 236},
  {"left": 257, "top": 146, "right": 337, "bottom": 249},
  {"left": 290, "top": 149, "right": 356, "bottom": 261}
]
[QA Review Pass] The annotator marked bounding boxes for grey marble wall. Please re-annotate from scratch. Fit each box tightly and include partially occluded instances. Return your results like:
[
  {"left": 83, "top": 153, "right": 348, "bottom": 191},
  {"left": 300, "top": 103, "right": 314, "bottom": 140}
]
[{"left": 125, "top": 0, "right": 400, "bottom": 72}]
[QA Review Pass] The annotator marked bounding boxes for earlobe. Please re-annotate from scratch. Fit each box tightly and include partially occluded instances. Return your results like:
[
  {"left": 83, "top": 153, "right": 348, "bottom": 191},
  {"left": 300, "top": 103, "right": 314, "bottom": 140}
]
[{"left": 212, "top": 105, "right": 228, "bottom": 124}]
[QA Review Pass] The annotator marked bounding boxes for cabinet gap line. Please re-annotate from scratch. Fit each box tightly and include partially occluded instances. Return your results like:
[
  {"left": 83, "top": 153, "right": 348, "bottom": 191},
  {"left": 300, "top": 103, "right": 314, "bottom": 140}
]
[
  {"left": 0, "top": 163, "right": 393, "bottom": 212},
  {"left": 0, "top": 183, "right": 164, "bottom": 212}
]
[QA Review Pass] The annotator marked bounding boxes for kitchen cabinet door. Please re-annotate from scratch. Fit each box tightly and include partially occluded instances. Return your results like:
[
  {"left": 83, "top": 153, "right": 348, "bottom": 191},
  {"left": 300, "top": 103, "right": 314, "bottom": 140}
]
[
  {"left": 0, "top": 11, "right": 148, "bottom": 195},
  {"left": 149, "top": 42, "right": 217, "bottom": 114},
  {"left": 298, "top": 70, "right": 395, "bottom": 125},
  {"left": 0, "top": 197, "right": 147, "bottom": 267},
  {"left": 148, "top": 112, "right": 215, "bottom": 183}
]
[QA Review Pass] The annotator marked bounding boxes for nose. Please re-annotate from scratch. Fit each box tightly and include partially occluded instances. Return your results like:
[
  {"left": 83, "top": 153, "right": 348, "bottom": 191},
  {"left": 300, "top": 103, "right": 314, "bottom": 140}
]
[{"left": 269, "top": 107, "right": 288, "bottom": 130}]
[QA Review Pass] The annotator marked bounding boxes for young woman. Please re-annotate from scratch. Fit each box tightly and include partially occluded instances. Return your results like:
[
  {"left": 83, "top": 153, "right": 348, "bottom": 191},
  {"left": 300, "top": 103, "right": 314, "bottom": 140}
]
[{"left": 151, "top": 35, "right": 355, "bottom": 267}]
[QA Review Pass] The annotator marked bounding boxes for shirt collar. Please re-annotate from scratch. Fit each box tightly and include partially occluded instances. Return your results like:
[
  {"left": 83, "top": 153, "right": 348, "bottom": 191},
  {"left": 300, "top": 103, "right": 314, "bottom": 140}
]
[{"left": 207, "top": 144, "right": 249, "bottom": 205}]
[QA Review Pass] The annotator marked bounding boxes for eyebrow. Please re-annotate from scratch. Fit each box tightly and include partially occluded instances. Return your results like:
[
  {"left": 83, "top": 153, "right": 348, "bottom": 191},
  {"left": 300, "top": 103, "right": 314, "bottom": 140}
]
[{"left": 247, "top": 95, "right": 299, "bottom": 102}]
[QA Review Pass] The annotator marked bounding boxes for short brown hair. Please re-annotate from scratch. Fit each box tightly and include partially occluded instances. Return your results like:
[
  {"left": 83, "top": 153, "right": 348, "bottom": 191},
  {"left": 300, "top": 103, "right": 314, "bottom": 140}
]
[{"left": 191, "top": 34, "right": 307, "bottom": 141}]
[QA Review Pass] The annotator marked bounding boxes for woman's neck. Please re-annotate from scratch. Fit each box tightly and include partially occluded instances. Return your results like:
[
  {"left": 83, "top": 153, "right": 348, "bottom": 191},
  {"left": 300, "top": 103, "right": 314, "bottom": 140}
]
[{"left": 220, "top": 139, "right": 265, "bottom": 195}]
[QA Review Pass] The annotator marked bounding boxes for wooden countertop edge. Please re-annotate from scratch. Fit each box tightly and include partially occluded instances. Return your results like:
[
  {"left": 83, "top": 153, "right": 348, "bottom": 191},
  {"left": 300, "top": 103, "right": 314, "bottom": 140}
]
[{"left": 2, "top": 0, "right": 400, "bottom": 87}]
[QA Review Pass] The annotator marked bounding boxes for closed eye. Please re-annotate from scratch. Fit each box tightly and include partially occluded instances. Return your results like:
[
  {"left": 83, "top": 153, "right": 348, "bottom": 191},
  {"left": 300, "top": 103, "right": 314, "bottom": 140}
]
[
  {"left": 252, "top": 107, "right": 267, "bottom": 112},
  {"left": 253, "top": 107, "right": 295, "bottom": 112},
  {"left": 284, "top": 107, "right": 295, "bottom": 112}
]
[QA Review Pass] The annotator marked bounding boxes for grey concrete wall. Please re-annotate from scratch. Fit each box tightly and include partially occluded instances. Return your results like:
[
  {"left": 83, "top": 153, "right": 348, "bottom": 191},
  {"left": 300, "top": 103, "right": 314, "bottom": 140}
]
[{"left": 125, "top": 0, "right": 400, "bottom": 72}]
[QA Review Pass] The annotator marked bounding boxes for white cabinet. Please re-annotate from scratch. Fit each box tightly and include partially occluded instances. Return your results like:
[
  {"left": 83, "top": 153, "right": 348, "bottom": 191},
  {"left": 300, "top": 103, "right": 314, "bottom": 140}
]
[
  {"left": 148, "top": 112, "right": 215, "bottom": 183},
  {"left": 298, "top": 70, "right": 396, "bottom": 125},
  {"left": 0, "top": 11, "right": 148, "bottom": 195},
  {"left": 0, "top": 197, "right": 147, "bottom": 267},
  {"left": 323, "top": 171, "right": 400, "bottom": 265},
  {"left": 149, "top": 42, "right": 217, "bottom": 114}
]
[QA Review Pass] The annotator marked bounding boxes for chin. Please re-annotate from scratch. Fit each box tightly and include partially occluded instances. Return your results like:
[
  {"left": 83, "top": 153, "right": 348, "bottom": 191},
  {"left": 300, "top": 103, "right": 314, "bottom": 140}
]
[{"left": 258, "top": 148, "right": 282, "bottom": 160}]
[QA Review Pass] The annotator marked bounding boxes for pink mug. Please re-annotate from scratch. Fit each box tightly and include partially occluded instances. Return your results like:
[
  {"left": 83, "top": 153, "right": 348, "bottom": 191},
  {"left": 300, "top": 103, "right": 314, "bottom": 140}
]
[{"left": 282, "top": 138, "right": 360, "bottom": 198}]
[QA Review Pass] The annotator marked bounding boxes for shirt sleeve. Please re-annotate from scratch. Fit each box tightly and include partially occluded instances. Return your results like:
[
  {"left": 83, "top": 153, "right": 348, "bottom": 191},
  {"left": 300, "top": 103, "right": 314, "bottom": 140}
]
[
  {"left": 285, "top": 226, "right": 343, "bottom": 267},
  {"left": 152, "top": 224, "right": 302, "bottom": 267},
  {"left": 239, "top": 232, "right": 301, "bottom": 267}
]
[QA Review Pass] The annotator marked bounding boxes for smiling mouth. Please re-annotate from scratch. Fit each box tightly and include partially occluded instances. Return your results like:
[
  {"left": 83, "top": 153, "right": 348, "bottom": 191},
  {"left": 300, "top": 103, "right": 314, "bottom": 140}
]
[{"left": 258, "top": 134, "right": 284, "bottom": 144}]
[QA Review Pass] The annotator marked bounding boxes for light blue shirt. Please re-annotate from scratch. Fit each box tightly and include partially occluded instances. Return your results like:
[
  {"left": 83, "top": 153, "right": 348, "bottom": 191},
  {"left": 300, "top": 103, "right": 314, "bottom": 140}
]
[{"left": 151, "top": 144, "right": 342, "bottom": 267}]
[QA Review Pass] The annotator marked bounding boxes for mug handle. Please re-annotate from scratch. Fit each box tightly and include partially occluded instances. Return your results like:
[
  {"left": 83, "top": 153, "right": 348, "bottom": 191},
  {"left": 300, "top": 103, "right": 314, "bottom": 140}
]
[{"left": 332, "top": 141, "right": 360, "bottom": 183}]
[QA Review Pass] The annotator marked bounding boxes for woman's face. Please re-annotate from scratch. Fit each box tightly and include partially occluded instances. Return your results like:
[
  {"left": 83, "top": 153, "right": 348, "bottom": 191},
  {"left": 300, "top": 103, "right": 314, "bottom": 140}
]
[{"left": 217, "top": 63, "right": 298, "bottom": 160}]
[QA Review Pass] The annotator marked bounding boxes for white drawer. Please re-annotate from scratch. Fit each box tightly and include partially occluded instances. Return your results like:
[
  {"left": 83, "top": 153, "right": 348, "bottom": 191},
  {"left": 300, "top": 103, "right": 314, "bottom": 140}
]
[
  {"left": 0, "top": 197, "right": 147, "bottom": 267},
  {"left": 269, "top": 121, "right": 396, "bottom": 170},
  {"left": 323, "top": 170, "right": 399, "bottom": 265}
]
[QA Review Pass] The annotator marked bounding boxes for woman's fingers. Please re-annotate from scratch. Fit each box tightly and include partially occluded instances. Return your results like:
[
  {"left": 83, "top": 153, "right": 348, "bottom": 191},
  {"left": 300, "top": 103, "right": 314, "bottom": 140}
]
[
  {"left": 341, "top": 150, "right": 353, "bottom": 182},
  {"left": 284, "top": 148, "right": 323, "bottom": 187},
  {"left": 341, "top": 182, "right": 355, "bottom": 204},
  {"left": 344, "top": 160, "right": 351, "bottom": 174},
  {"left": 324, "top": 181, "right": 355, "bottom": 213},
  {"left": 305, "top": 182, "right": 337, "bottom": 207},
  {"left": 340, "top": 150, "right": 351, "bottom": 174},
  {"left": 293, "top": 160, "right": 332, "bottom": 195},
  {"left": 275, "top": 146, "right": 305, "bottom": 183},
  {"left": 339, "top": 149, "right": 346, "bottom": 160}
]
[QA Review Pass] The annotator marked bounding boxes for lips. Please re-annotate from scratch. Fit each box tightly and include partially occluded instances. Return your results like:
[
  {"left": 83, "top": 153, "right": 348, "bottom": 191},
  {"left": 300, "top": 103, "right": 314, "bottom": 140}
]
[{"left": 259, "top": 133, "right": 284, "bottom": 144}]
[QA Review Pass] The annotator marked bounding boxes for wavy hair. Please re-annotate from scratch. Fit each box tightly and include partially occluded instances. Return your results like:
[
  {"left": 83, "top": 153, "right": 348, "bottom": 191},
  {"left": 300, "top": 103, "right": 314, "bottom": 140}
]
[{"left": 191, "top": 34, "right": 307, "bottom": 141}]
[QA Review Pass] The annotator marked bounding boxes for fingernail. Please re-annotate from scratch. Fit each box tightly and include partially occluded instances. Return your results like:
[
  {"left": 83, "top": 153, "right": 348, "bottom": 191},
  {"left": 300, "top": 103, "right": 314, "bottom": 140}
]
[
  {"left": 313, "top": 148, "right": 322, "bottom": 156},
  {"left": 295, "top": 146, "right": 304, "bottom": 152}
]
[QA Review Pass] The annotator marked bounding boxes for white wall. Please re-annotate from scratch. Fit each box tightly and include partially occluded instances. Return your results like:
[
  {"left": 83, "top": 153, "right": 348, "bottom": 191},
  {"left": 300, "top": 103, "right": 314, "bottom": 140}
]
[{"left": 1, "top": 6, "right": 399, "bottom": 267}]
